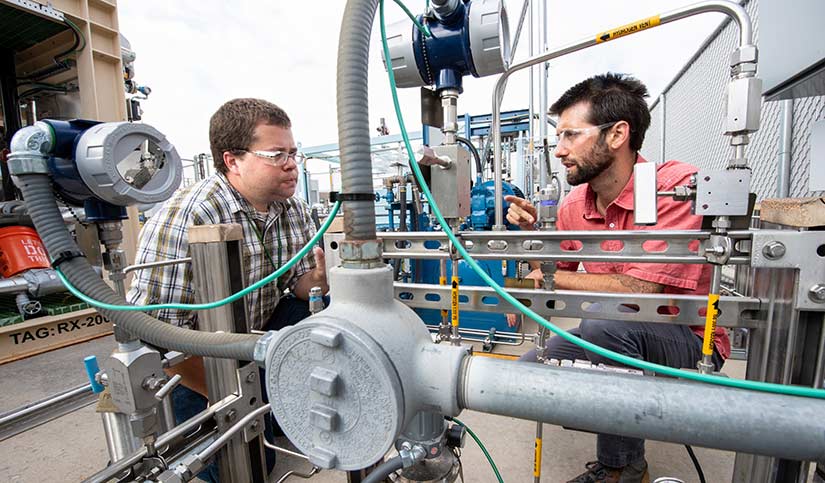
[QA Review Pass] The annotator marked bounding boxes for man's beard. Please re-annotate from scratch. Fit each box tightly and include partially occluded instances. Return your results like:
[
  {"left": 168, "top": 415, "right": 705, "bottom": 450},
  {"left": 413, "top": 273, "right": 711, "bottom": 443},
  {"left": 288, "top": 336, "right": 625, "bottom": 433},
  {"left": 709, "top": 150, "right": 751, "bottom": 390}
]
[{"left": 565, "top": 138, "right": 613, "bottom": 186}]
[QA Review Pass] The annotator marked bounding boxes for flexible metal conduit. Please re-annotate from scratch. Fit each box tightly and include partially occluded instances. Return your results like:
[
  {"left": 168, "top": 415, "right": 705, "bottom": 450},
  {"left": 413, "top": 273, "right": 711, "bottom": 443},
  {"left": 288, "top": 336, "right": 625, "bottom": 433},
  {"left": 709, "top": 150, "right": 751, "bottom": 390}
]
[
  {"left": 336, "top": 0, "right": 380, "bottom": 241},
  {"left": 14, "top": 170, "right": 259, "bottom": 360},
  {"left": 460, "top": 356, "right": 825, "bottom": 461},
  {"left": 491, "top": 0, "right": 754, "bottom": 227}
]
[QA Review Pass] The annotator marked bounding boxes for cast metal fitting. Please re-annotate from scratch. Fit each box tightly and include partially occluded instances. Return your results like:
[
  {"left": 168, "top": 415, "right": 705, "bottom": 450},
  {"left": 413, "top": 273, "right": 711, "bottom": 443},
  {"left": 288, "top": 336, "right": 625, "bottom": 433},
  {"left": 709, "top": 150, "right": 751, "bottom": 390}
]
[
  {"left": 254, "top": 330, "right": 278, "bottom": 367},
  {"left": 398, "top": 443, "right": 428, "bottom": 468},
  {"left": 339, "top": 239, "right": 384, "bottom": 268}
]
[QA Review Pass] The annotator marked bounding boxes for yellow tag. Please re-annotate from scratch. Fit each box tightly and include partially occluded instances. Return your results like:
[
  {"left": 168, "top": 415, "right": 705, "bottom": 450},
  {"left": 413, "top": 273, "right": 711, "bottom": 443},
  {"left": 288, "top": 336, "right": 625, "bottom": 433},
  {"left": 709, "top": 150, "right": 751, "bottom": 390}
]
[
  {"left": 702, "top": 293, "right": 720, "bottom": 356},
  {"left": 533, "top": 437, "right": 543, "bottom": 477},
  {"left": 451, "top": 277, "right": 460, "bottom": 327},
  {"left": 596, "top": 15, "right": 661, "bottom": 43}
]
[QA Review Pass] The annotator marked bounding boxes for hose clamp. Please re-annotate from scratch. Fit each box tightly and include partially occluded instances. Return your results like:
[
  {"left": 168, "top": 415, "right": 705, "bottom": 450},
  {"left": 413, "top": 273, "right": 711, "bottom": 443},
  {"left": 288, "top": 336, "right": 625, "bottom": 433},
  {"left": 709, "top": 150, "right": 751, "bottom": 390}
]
[{"left": 51, "top": 249, "right": 87, "bottom": 268}]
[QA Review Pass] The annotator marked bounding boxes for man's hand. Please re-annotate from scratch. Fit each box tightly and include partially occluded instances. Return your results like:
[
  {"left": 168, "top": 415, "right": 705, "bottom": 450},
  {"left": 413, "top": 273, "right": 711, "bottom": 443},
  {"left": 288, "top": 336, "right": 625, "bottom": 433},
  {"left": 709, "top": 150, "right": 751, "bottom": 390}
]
[
  {"left": 295, "top": 247, "right": 329, "bottom": 300},
  {"left": 505, "top": 195, "right": 538, "bottom": 230},
  {"left": 309, "top": 247, "right": 328, "bottom": 291},
  {"left": 505, "top": 270, "right": 543, "bottom": 327}
]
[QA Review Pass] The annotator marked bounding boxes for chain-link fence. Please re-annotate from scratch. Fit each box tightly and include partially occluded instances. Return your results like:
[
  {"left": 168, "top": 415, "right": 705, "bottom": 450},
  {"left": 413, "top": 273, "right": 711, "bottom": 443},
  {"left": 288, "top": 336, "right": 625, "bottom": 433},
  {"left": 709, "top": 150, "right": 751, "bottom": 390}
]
[{"left": 640, "top": 0, "right": 825, "bottom": 201}]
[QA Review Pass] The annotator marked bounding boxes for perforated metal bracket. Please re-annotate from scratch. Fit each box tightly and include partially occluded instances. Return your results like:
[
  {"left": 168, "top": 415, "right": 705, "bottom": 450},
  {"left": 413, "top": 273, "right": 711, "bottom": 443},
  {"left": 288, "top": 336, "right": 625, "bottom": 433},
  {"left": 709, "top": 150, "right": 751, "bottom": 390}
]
[
  {"left": 213, "top": 363, "right": 265, "bottom": 443},
  {"left": 750, "top": 230, "right": 825, "bottom": 311}
]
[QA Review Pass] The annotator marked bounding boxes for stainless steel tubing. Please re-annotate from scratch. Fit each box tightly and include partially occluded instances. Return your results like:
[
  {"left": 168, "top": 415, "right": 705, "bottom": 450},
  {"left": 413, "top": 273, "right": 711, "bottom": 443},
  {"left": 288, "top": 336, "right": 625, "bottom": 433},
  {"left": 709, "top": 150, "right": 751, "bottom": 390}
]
[
  {"left": 508, "top": 0, "right": 530, "bottom": 66},
  {"left": 491, "top": 0, "right": 754, "bottom": 227},
  {"left": 101, "top": 412, "right": 142, "bottom": 463},
  {"left": 0, "top": 383, "right": 95, "bottom": 441},
  {"left": 195, "top": 405, "right": 271, "bottom": 464},
  {"left": 426, "top": 323, "right": 533, "bottom": 341},
  {"left": 460, "top": 357, "right": 825, "bottom": 461},
  {"left": 275, "top": 466, "right": 321, "bottom": 483},
  {"left": 263, "top": 439, "right": 311, "bottom": 461},
  {"left": 83, "top": 398, "right": 227, "bottom": 483},
  {"left": 777, "top": 99, "right": 793, "bottom": 198},
  {"left": 123, "top": 257, "right": 192, "bottom": 274},
  {"left": 0, "top": 276, "right": 30, "bottom": 295}
]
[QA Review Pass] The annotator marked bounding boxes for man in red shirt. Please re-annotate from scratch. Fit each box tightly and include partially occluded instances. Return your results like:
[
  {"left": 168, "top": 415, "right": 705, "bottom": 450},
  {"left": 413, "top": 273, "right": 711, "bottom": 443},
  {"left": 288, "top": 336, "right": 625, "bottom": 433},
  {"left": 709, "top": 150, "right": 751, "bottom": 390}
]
[{"left": 506, "top": 73, "right": 727, "bottom": 483}]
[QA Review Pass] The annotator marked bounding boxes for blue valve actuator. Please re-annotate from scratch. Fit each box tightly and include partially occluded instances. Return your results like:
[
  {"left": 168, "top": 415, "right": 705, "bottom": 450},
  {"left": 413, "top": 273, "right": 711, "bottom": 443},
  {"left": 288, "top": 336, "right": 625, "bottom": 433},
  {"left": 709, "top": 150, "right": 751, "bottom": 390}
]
[{"left": 84, "top": 355, "right": 105, "bottom": 393}]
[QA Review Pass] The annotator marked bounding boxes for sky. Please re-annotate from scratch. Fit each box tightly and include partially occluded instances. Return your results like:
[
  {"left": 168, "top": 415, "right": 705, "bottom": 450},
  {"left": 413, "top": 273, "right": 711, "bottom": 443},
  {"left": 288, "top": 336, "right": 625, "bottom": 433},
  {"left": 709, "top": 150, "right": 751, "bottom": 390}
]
[{"left": 117, "top": 1, "right": 725, "bottom": 184}]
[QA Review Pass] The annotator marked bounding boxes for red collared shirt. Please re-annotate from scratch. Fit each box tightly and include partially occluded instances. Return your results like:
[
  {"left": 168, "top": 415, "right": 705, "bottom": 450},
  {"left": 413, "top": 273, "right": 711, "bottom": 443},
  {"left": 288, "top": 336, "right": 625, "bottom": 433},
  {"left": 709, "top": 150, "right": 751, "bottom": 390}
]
[{"left": 556, "top": 157, "right": 730, "bottom": 359}]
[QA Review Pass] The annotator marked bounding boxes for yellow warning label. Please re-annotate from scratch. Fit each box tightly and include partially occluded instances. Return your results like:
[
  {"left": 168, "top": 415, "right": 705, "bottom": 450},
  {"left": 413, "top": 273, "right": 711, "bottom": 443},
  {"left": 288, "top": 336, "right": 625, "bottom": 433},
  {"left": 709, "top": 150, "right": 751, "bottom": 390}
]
[
  {"left": 702, "top": 293, "right": 720, "bottom": 355},
  {"left": 440, "top": 276, "right": 449, "bottom": 319},
  {"left": 596, "top": 15, "right": 661, "bottom": 43},
  {"left": 451, "top": 277, "right": 460, "bottom": 327},
  {"left": 533, "top": 437, "right": 543, "bottom": 477}
]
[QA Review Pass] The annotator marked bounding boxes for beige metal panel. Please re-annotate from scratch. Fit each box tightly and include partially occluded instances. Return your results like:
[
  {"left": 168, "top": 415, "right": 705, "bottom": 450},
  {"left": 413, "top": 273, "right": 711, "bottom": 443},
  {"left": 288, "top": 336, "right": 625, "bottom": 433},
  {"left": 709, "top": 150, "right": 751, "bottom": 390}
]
[{"left": 14, "top": 0, "right": 140, "bottom": 267}]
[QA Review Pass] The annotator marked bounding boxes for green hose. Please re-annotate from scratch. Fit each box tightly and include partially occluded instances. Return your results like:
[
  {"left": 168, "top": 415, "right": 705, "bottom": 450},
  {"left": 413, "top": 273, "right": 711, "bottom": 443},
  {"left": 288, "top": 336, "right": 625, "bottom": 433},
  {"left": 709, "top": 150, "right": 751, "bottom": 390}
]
[
  {"left": 55, "top": 201, "right": 341, "bottom": 312},
  {"left": 448, "top": 416, "right": 504, "bottom": 483},
  {"left": 379, "top": 0, "right": 825, "bottom": 400}
]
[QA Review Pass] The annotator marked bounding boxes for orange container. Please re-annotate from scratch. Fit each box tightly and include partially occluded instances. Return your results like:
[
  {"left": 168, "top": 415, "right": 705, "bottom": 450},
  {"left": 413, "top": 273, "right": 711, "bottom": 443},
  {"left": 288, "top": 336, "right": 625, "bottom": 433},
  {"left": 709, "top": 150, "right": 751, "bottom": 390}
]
[{"left": 0, "top": 226, "right": 51, "bottom": 277}]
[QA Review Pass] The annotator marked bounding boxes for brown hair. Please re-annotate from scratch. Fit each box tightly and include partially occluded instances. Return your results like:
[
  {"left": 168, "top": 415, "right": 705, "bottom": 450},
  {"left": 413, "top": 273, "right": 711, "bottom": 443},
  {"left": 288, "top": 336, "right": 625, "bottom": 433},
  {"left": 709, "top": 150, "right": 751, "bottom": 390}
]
[{"left": 209, "top": 98, "right": 291, "bottom": 174}]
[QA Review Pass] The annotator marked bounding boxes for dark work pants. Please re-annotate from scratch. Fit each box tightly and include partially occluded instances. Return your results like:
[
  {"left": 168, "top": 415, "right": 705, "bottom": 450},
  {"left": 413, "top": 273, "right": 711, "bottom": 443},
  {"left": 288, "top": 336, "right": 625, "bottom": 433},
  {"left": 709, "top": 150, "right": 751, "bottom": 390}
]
[
  {"left": 171, "top": 294, "right": 313, "bottom": 482},
  {"left": 520, "top": 318, "right": 724, "bottom": 468}
]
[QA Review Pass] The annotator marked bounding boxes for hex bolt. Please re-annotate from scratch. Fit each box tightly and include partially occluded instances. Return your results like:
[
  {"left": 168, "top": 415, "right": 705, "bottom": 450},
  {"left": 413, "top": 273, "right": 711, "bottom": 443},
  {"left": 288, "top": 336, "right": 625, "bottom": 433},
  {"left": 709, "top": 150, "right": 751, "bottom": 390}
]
[
  {"left": 249, "top": 420, "right": 261, "bottom": 432},
  {"left": 809, "top": 284, "right": 825, "bottom": 304},
  {"left": 224, "top": 409, "right": 237, "bottom": 423},
  {"left": 245, "top": 372, "right": 257, "bottom": 384},
  {"left": 762, "top": 241, "right": 786, "bottom": 260}
]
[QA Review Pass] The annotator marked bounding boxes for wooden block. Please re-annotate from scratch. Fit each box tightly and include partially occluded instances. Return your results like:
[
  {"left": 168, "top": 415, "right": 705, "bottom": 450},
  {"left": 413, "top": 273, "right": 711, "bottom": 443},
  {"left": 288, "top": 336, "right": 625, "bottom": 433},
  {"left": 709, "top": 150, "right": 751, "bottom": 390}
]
[
  {"left": 327, "top": 216, "right": 345, "bottom": 233},
  {"left": 189, "top": 224, "right": 243, "bottom": 243},
  {"left": 0, "top": 309, "right": 112, "bottom": 365},
  {"left": 759, "top": 197, "right": 825, "bottom": 228}
]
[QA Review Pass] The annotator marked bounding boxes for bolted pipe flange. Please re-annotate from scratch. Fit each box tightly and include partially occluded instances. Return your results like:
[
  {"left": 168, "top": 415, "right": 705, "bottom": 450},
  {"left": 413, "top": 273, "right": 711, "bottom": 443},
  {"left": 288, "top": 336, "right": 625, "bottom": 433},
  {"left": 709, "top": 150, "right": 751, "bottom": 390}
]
[
  {"left": 808, "top": 284, "right": 825, "bottom": 304},
  {"left": 762, "top": 241, "right": 786, "bottom": 260}
]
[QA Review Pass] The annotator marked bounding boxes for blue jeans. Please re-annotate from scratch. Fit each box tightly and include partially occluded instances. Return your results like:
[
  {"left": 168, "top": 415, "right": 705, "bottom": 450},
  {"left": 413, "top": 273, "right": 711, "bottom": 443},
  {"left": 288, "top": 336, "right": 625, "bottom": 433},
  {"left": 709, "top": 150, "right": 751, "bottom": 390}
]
[
  {"left": 171, "top": 295, "right": 319, "bottom": 481},
  {"left": 520, "top": 318, "right": 724, "bottom": 468},
  {"left": 171, "top": 385, "right": 222, "bottom": 483}
]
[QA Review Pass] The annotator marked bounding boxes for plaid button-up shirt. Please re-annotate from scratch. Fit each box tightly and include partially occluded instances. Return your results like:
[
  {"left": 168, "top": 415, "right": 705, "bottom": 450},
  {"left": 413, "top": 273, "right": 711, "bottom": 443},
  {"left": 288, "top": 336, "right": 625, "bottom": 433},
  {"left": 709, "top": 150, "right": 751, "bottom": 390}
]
[{"left": 127, "top": 172, "right": 317, "bottom": 330}]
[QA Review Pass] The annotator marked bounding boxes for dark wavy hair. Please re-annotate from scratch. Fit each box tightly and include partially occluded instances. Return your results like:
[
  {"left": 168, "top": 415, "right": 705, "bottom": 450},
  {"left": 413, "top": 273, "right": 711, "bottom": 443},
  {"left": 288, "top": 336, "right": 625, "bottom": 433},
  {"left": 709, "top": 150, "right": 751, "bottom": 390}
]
[{"left": 550, "top": 73, "right": 650, "bottom": 151}]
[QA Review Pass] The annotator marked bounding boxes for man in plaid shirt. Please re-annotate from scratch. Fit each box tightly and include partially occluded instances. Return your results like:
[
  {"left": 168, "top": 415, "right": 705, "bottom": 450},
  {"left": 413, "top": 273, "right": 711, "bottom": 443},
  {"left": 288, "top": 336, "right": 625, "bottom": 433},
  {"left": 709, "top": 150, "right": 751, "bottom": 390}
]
[{"left": 127, "top": 99, "right": 327, "bottom": 480}]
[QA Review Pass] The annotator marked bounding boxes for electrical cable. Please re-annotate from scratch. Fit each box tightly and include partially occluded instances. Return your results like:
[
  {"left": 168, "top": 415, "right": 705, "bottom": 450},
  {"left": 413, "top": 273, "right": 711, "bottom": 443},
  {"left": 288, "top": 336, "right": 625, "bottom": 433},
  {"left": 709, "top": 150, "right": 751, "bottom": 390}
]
[
  {"left": 17, "top": 17, "right": 86, "bottom": 82},
  {"left": 380, "top": 0, "right": 825, "bottom": 400},
  {"left": 392, "top": 0, "right": 432, "bottom": 37},
  {"left": 446, "top": 416, "right": 503, "bottom": 483},
  {"left": 362, "top": 455, "right": 404, "bottom": 483},
  {"left": 54, "top": 201, "right": 341, "bottom": 312},
  {"left": 684, "top": 445, "right": 706, "bottom": 483},
  {"left": 456, "top": 136, "right": 482, "bottom": 175}
]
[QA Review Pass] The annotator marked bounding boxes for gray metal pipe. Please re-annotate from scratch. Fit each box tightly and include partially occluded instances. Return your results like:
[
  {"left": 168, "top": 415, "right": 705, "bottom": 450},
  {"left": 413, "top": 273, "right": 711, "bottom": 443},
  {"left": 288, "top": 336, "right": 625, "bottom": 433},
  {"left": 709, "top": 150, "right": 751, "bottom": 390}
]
[
  {"left": 492, "top": 0, "right": 754, "bottom": 227},
  {"left": 777, "top": 99, "right": 794, "bottom": 198},
  {"left": 460, "top": 357, "right": 825, "bottom": 462}
]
